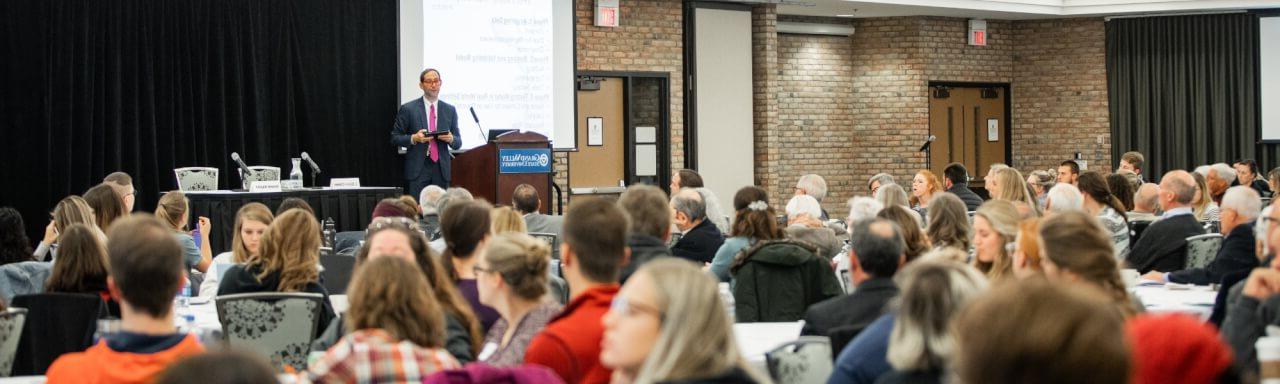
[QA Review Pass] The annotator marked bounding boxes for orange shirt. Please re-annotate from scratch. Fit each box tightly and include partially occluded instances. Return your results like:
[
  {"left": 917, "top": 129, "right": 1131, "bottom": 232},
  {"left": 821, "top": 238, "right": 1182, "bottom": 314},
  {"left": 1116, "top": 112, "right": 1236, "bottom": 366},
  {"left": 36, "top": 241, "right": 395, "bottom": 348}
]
[{"left": 46, "top": 334, "right": 204, "bottom": 384}]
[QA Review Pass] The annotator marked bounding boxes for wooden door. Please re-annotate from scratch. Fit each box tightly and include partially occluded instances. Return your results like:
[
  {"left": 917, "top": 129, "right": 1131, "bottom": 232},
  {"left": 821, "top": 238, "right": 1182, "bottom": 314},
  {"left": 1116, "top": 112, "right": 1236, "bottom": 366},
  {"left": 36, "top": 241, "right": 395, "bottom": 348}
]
[
  {"left": 569, "top": 77, "right": 626, "bottom": 201},
  {"left": 928, "top": 86, "right": 1008, "bottom": 190}
]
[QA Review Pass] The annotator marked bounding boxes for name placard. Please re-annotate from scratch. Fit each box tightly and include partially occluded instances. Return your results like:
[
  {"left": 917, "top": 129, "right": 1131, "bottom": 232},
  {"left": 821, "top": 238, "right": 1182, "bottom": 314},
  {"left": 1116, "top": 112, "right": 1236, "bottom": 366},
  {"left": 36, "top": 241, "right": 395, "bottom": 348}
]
[
  {"left": 249, "top": 180, "right": 282, "bottom": 193},
  {"left": 281, "top": 180, "right": 304, "bottom": 190},
  {"left": 329, "top": 178, "right": 361, "bottom": 188},
  {"left": 498, "top": 148, "right": 553, "bottom": 174}
]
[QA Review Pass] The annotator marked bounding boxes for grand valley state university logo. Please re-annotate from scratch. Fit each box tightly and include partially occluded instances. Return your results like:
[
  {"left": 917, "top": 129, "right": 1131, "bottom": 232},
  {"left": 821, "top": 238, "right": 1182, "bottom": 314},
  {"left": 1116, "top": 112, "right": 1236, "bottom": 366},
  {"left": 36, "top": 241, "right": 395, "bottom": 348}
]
[{"left": 498, "top": 148, "right": 553, "bottom": 174}]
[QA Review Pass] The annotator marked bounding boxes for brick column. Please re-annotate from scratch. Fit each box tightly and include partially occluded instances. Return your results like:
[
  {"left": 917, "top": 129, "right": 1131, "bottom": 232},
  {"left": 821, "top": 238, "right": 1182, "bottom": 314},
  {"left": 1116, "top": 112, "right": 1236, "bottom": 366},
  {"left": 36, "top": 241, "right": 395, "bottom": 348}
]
[{"left": 752, "top": 4, "right": 782, "bottom": 206}]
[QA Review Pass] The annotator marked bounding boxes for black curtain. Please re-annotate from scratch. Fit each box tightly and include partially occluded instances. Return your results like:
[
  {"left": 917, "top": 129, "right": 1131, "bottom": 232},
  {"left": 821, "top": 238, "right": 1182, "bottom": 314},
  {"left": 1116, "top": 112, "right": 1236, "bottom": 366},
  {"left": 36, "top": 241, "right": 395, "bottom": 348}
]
[
  {"left": 0, "top": 0, "right": 401, "bottom": 243},
  {"left": 1107, "top": 13, "right": 1266, "bottom": 177}
]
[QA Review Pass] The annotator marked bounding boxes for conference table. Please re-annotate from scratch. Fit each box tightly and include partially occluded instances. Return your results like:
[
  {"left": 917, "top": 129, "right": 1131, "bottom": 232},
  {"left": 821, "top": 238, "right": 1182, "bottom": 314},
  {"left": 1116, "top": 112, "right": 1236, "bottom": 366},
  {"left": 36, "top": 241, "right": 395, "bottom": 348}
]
[
  {"left": 183, "top": 187, "right": 402, "bottom": 252},
  {"left": 1131, "top": 283, "right": 1218, "bottom": 321}
]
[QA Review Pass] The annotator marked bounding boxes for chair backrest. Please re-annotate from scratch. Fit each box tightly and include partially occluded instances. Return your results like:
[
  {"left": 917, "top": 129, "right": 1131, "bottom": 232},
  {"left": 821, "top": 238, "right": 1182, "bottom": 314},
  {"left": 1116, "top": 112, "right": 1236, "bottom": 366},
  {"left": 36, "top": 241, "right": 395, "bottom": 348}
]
[
  {"left": 1202, "top": 220, "right": 1221, "bottom": 234},
  {"left": 528, "top": 232, "right": 559, "bottom": 260},
  {"left": 174, "top": 167, "right": 219, "bottom": 191},
  {"left": 766, "top": 336, "right": 834, "bottom": 384},
  {"left": 1185, "top": 233, "right": 1224, "bottom": 270},
  {"left": 546, "top": 274, "right": 570, "bottom": 305},
  {"left": 0, "top": 308, "right": 28, "bottom": 377},
  {"left": 320, "top": 251, "right": 355, "bottom": 295},
  {"left": 825, "top": 324, "right": 868, "bottom": 362},
  {"left": 1129, "top": 220, "right": 1154, "bottom": 244},
  {"left": 216, "top": 292, "right": 324, "bottom": 372},
  {"left": 11, "top": 293, "right": 104, "bottom": 375},
  {"left": 239, "top": 166, "right": 282, "bottom": 187}
]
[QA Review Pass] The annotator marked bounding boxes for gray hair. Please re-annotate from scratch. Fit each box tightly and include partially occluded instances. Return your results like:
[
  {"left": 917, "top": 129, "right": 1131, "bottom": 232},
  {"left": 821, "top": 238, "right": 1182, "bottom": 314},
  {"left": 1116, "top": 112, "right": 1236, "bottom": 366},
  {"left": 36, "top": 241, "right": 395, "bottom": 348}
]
[
  {"left": 988, "top": 163, "right": 1009, "bottom": 175},
  {"left": 671, "top": 189, "right": 706, "bottom": 222},
  {"left": 1133, "top": 183, "right": 1160, "bottom": 212},
  {"left": 1046, "top": 184, "right": 1084, "bottom": 212},
  {"left": 419, "top": 185, "right": 447, "bottom": 215},
  {"left": 796, "top": 174, "right": 829, "bottom": 202},
  {"left": 1211, "top": 163, "right": 1238, "bottom": 185},
  {"left": 875, "top": 184, "right": 911, "bottom": 208},
  {"left": 847, "top": 197, "right": 885, "bottom": 224},
  {"left": 1222, "top": 186, "right": 1262, "bottom": 220},
  {"left": 786, "top": 194, "right": 823, "bottom": 220},
  {"left": 1028, "top": 170, "right": 1055, "bottom": 189},
  {"left": 886, "top": 260, "right": 989, "bottom": 371},
  {"left": 869, "top": 173, "right": 897, "bottom": 190},
  {"left": 1194, "top": 165, "right": 1212, "bottom": 178},
  {"left": 435, "top": 187, "right": 474, "bottom": 218}
]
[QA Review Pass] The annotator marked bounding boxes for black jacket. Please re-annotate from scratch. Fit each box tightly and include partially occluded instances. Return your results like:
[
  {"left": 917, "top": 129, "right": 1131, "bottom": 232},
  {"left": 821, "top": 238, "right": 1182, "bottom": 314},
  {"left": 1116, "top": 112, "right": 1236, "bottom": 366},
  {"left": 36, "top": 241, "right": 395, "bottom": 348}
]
[
  {"left": 621, "top": 234, "right": 675, "bottom": 283},
  {"left": 732, "top": 240, "right": 843, "bottom": 322},
  {"left": 1169, "top": 222, "right": 1257, "bottom": 285},
  {"left": 671, "top": 219, "right": 724, "bottom": 264},
  {"left": 1126, "top": 214, "right": 1206, "bottom": 273},
  {"left": 875, "top": 369, "right": 944, "bottom": 384},
  {"left": 945, "top": 185, "right": 984, "bottom": 211},
  {"left": 801, "top": 277, "right": 899, "bottom": 336},
  {"left": 218, "top": 264, "right": 336, "bottom": 339}
]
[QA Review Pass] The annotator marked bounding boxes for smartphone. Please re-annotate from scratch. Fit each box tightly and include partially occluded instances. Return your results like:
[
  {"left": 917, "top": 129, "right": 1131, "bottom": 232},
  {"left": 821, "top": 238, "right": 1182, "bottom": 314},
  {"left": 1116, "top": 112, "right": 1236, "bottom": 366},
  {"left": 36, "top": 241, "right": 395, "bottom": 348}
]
[{"left": 192, "top": 225, "right": 202, "bottom": 250}]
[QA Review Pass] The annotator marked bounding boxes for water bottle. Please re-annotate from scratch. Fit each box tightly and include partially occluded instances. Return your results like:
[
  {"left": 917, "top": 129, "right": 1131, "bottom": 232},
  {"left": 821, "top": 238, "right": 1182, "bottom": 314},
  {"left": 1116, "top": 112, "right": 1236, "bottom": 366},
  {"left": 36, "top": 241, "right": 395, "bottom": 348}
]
[
  {"left": 290, "top": 158, "right": 304, "bottom": 184},
  {"left": 322, "top": 218, "right": 336, "bottom": 248},
  {"left": 718, "top": 282, "right": 735, "bottom": 322},
  {"left": 175, "top": 279, "right": 193, "bottom": 332}
]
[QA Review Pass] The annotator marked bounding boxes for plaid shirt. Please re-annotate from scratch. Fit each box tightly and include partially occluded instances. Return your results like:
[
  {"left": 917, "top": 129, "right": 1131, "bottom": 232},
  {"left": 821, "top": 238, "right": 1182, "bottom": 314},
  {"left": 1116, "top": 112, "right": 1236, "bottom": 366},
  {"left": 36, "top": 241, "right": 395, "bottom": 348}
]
[{"left": 306, "top": 329, "right": 460, "bottom": 383}]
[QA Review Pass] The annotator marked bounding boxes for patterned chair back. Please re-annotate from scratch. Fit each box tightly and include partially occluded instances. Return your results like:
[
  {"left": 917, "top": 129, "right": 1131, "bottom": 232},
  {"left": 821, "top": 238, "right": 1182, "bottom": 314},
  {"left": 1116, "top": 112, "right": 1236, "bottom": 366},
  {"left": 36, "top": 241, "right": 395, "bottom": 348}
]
[
  {"left": 174, "top": 167, "right": 219, "bottom": 191},
  {"left": 766, "top": 336, "right": 834, "bottom": 384},
  {"left": 1185, "top": 233, "right": 1224, "bottom": 270},
  {"left": 0, "top": 308, "right": 27, "bottom": 377},
  {"left": 216, "top": 292, "right": 323, "bottom": 372},
  {"left": 239, "top": 166, "right": 282, "bottom": 189},
  {"left": 528, "top": 232, "right": 559, "bottom": 260}
]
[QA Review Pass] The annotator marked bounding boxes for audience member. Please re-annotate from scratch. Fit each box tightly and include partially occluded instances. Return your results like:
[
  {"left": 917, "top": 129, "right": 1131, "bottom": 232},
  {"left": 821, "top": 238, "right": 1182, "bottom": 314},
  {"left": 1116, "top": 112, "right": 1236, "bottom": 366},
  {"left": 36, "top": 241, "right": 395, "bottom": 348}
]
[
  {"left": 601, "top": 259, "right": 763, "bottom": 384},
  {"left": 984, "top": 163, "right": 1009, "bottom": 192},
  {"left": 490, "top": 206, "right": 527, "bottom": 234},
  {"left": 44, "top": 224, "right": 112, "bottom": 303},
  {"left": 155, "top": 191, "right": 212, "bottom": 275},
  {"left": 1045, "top": 183, "right": 1083, "bottom": 213},
  {"left": 991, "top": 167, "right": 1041, "bottom": 217},
  {"left": 1128, "top": 171, "right": 1207, "bottom": 273},
  {"left": 276, "top": 197, "right": 314, "bottom": 216},
  {"left": 46, "top": 215, "right": 205, "bottom": 383},
  {"left": 941, "top": 163, "right": 983, "bottom": 211},
  {"left": 475, "top": 233, "right": 562, "bottom": 366},
  {"left": 616, "top": 185, "right": 674, "bottom": 283},
  {"left": 35, "top": 196, "right": 98, "bottom": 261},
  {"left": 1129, "top": 183, "right": 1161, "bottom": 222},
  {"left": 711, "top": 186, "right": 785, "bottom": 282},
  {"left": 1146, "top": 186, "right": 1260, "bottom": 285},
  {"left": 1127, "top": 314, "right": 1237, "bottom": 384},
  {"left": 306, "top": 257, "right": 460, "bottom": 382},
  {"left": 830, "top": 260, "right": 986, "bottom": 384},
  {"left": 1107, "top": 172, "right": 1136, "bottom": 212},
  {"left": 1208, "top": 163, "right": 1238, "bottom": 204},
  {"left": 431, "top": 188, "right": 475, "bottom": 248},
  {"left": 670, "top": 169, "right": 704, "bottom": 195},
  {"left": 154, "top": 350, "right": 278, "bottom": 384},
  {"left": 924, "top": 193, "right": 970, "bottom": 252},
  {"left": 1078, "top": 171, "right": 1131, "bottom": 260},
  {"left": 218, "top": 209, "right": 336, "bottom": 337},
  {"left": 440, "top": 200, "right": 501, "bottom": 333},
  {"left": 972, "top": 200, "right": 1019, "bottom": 281},
  {"left": 909, "top": 170, "right": 944, "bottom": 212},
  {"left": 874, "top": 184, "right": 920, "bottom": 227},
  {"left": 1011, "top": 219, "right": 1043, "bottom": 279},
  {"left": 1026, "top": 170, "right": 1055, "bottom": 209},
  {"left": 1192, "top": 171, "right": 1221, "bottom": 221},
  {"left": 397, "top": 195, "right": 424, "bottom": 221},
  {"left": 333, "top": 198, "right": 412, "bottom": 254},
  {"left": 1269, "top": 167, "right": 1280, "bottom": 195},
  {"left": 103, "top": 171, "right": 137, "bottom": 213},
  {"left": 803, "top": 219, "right": 904, "bottom": 337},
  {"left": 513, "top": 184, "right": 563, "bottom": 236},
  {"left": 877, "top": 206, "right": 928, "bottom": 262},
  {"left": 0, "top": 208, "right": 34, "bottom": 265},
  {"left": 694, "top": 187, "right": 732, "bottom": 234},
  {"left": 1236, "top": 159, "right": 1272, "bottom": 197},
  {"left": 1222, "top": 203, "right": 1280, "bottom": 373},
  {"left": 525, "top": 198, "right": 629, "bottom": 384},
  {"left": 786, "top": 194, "right": 842, "bottom": 260},
  {"left": 669, "top": 188, "right": 723, "bottom": 264},
  {"left": 796, "top": 174, "right": 831, "bottom": 220},
  {"left": 85, "top": 183, "right": 126, "bottom": 231},
  {"left": 1040, "top": 211, "right": 1138, "bottom": 316},
  {"left": 1119, "top": 151, "right": 1145, "bottom": 180},
  {"left": 878, "top": 260, "right": 990, "bottom": 384},
  {"left": 1057, "top": 160, "right": 1081, "bottom": 185},
  {"left": 198, "top": 203, "right": 272, "bottom": 298},
  {"left": 419, "top": 184, "right": 447, "bottom": 233},
  {"left": 868, "top": 173, "right": 896, "bottom": 196},
  {"left": 953, "top": 279, "right": 1129, "bottom": 384}
]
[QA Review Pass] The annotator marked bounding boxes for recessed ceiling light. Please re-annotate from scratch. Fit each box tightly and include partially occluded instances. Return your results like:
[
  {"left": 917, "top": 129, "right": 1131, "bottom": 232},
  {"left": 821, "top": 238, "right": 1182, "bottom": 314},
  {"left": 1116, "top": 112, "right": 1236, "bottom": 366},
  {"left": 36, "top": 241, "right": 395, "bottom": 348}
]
[{"left": 836, "top": 14, "right": 855, "bottom": 17}]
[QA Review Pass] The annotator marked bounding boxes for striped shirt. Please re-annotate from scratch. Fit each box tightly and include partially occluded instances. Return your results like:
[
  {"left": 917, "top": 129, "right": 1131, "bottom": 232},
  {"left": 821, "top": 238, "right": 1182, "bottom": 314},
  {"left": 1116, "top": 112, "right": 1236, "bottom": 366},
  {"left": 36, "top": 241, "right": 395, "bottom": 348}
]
[{"left": 306, "top": 329, "right": 460, "bottom": 383}]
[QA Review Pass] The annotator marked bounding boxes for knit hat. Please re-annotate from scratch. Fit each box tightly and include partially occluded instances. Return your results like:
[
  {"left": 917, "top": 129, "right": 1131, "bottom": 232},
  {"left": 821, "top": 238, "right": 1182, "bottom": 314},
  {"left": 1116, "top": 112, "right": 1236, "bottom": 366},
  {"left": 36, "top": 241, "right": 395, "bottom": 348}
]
[
  {"left": 1127, "top": 314, "right": 1234, "bottom": 384},
  {"left": 371, "top": 201, "right": 411, "bottom": 220}
]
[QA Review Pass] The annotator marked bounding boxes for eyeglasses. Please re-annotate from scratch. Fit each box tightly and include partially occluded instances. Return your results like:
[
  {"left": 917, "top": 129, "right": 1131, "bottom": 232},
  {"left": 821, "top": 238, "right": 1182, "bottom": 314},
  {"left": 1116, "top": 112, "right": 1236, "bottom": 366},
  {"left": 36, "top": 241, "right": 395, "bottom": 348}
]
[
  {"left": 609, "top": 293, "right": 664, "bottom": 322},
  {"left": 421, "top": 79, "right": 441, "bottom": 85},
  {"left": 472, "top": 265, "right": 494, "bottom": 276}
]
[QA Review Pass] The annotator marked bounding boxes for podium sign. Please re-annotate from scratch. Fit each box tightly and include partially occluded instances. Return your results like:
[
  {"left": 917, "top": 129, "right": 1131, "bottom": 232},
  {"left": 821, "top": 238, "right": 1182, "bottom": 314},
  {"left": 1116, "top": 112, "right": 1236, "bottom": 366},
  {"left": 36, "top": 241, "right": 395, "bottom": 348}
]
[{"left": 499, "top": 148, "right": 553, "bottom": 174}]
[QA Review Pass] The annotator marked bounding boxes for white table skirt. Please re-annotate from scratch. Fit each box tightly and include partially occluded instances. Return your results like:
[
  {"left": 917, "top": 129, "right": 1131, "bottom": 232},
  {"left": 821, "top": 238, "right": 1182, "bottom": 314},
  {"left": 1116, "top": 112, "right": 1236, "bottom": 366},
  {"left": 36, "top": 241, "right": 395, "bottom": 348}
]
[{"left": 1131, "top": 284, "right": 1217, "bottom": 321}]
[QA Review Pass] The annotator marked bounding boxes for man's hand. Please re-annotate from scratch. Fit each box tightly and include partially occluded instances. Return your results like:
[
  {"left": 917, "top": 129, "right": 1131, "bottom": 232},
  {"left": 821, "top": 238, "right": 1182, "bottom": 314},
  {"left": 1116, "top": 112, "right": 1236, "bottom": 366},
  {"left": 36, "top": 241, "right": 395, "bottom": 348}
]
[
  {"left": 1141, "top": 271, "right": 1167, "bottom": 282},
  {"left": 1244, "top": 268, "right": 1280, "bottom": 300},
  {"left": 411, "top": 130, "right": 427, "bottom": 144},
  {"left": 438, "top": 132, "right": 454, "bottom": 144}
]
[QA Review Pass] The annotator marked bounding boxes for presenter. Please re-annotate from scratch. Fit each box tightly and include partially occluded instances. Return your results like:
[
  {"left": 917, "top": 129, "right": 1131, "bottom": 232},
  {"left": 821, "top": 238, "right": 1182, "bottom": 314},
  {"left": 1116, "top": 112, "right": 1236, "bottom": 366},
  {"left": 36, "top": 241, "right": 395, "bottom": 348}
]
[{"left": 391, "top": 68, "right": 463, "bottom": 198}]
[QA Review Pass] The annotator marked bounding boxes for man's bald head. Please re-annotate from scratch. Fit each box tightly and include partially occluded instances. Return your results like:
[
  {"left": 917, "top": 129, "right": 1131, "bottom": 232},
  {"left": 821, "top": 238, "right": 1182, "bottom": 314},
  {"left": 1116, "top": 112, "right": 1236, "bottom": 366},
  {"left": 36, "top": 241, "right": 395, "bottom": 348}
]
[
  {"left": 1134, "top": 183, "right": 1160, "bottom": 213},
  {"left": 671, "top": 188, "right": 706, "bottom": 223},
  {"left": 1159, "top": 170, "right": 1196, "bottom": 208}
]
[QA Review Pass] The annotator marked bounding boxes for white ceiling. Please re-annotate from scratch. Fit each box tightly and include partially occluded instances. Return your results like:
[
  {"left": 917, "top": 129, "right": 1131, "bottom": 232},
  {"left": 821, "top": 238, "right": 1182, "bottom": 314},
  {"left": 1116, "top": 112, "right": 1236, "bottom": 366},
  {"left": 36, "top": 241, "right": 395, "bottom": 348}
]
[{"left": 778, "top": 0, "right": 1280, "bottom": 19}]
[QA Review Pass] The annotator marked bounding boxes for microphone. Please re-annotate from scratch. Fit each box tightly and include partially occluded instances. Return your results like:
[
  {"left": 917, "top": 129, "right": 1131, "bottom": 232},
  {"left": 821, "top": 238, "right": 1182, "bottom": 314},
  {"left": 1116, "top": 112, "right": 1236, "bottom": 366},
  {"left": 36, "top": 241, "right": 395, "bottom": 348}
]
[
  {"left": 301, "top": 152, "right": 322, "bottom": 174},
  {"left": 471, "top": 106, "right": 490, "bottom": 142},
  {"left": 230, "top": 152, "right": 254, "bottom": 178},
  {"left": 918, "top": 135, "right": 937, "bottom": 152}
]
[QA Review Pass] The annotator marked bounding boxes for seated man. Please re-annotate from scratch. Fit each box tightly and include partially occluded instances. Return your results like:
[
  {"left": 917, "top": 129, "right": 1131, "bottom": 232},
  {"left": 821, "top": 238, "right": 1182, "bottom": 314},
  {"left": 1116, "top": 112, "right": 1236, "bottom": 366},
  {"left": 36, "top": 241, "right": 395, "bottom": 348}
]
[
  {"left": 1118, "top": 151, "right": 1145, "bottom": 183},
  {"left": 616, "top": 185, "right": 673, "bottom": 283},
  {"left": 1128, "top": 183, "right": 1160, "bottom": 222},
  {"left": 525, "top": 198, "right": 630, "bottom": 384},
  {"left": 1222, "top": 203, "right": 1280, "bottom": 373},
  {"left": 1127, "top": 170, "right": 1207, "bottom": 273},
  {"left": 785, "top": 195, "right": 842, "bottom": 260},
  {"left": 669, "top": 189, "right": 723, "bottom": 264},
  {"left": 942, "top": 163, "right": 984, "bottom": 211},
  {"left": 418, "top": 184, "right": 446, "bottom": 236},
  {"left": 513, "top": 183, "right": 564, "bottom": 237},
  {"left": 103, "top": 172, "right": 136, "bottom": 213},
  {"left": 802, "top": 219, "right": 903, "bottom": 336},
  {"left": 1057, "top": 160, "right": 1081, "bottom": 186},
  {"left": 1207, "top": 163, "right": 1237, "bottom": 205},
  {"left": 47, "top": 215, "right": 205, "bottom": 383},
  {"left": 1145, "top": 186, "right": 1261, "bottom": 285},
  {"left": 795, "top": 174, "right": 831, "bottom": 220}
]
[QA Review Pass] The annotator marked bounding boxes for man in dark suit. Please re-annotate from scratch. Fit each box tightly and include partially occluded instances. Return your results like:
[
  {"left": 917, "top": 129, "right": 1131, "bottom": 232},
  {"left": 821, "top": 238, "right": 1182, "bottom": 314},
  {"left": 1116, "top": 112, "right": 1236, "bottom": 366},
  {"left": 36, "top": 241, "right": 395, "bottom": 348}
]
[
  {"left": 669, "top": 188, "right": 723, "bottom": 263},
  {"left": 1127, "top": 170, "right": 1207, "bottom": 273},
  {"left": 391, "top": 68, "right": 463, "bottom": 198},
  {"left": 1145, "top": 186, "right": 1262, "bottom": 285},
  {"left": 942, "top": 163, "right": 984, "bottom": 211},
  {"left": 513, "top": 184, "right": 564, "bottom": 236},
  {"left": 801, "top": 218, "right": 903, "bottom": 336}
]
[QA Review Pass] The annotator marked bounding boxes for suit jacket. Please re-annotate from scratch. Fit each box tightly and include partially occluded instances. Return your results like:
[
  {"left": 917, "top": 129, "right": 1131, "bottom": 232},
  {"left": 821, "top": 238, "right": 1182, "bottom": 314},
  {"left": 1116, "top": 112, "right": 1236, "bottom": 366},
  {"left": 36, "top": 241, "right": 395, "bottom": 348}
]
[
  {"left": 523, "top": 213, "right": 565, "bottom": 237},
  {"left": 945, "top": 185, "right": 984, "bottom": 211},
  {"left": 671, "top": 219, "right": 724, "bottom": 264},
  {"left": 1168, "top": 222, "right": 1258, "bottom": 285},
  {"left": 390, "top": 98, "right": 463, "bottom": 182},
  {"left": 1125, "top": 214, "right": 1206, "bottom": 273},
  {"left": 801, "top": 277, "right": 898, "bottom": 337}
]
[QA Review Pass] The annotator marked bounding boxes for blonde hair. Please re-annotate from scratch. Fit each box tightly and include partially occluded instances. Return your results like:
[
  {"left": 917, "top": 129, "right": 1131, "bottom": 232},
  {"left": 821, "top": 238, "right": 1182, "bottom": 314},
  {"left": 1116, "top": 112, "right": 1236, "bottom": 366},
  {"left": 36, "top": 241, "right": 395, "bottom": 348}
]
[
  {"left": 53, "top": 196, "right": 97, "bottom": 235},
  {"left": 972, "top": 200, "right": 1019, "bottom": 281},
  {"left": 231, "top": 203, "right": 274, "bottom": 264},
  {"left": 994, "top": 168, "right": 1041, "bottom": 216},
  {"left": 886, "top": 260, "right": 988, "bottom": 371},
  {"left": 910, "top": 170, "right": 944, "bottom": 207},
  {"left": 154, "top": 191, "right": 189, "bottom": 231},
  {"left": 631, "top": 259, "right": 763, "bottom": 384},
  {"left": 482, "top": 232, "right": 551, "bottom": 300},
  {"left": 249, "top": 209, "right": 320, "bottom": 292},
  {"left": 346, "top": 256, "right": 446, "bottom": 347},
  {"left": 489, "top": 206, "right": 527, "bottom": 234},
  {"left": 45, "top": 223, "right": 109, "bottom": 293},
  {"left": 1191, "top": 172, "right": 1214, "bottom": 220}
]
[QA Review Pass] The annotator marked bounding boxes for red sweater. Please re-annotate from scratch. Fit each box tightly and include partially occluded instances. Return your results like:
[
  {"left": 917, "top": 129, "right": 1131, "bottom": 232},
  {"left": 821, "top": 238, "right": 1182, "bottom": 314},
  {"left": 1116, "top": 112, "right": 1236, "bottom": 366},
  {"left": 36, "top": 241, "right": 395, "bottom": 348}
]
[{"left": 524, "top": 284, "right": 618, "bottom": 384}]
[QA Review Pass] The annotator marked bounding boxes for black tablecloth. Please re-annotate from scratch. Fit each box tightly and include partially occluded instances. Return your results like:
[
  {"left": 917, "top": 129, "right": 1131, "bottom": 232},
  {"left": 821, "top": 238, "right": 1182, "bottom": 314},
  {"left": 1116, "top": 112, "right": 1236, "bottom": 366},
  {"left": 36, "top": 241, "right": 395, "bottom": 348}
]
[{"left": 185, "top": 187, "right": 402, "bottom": 252}]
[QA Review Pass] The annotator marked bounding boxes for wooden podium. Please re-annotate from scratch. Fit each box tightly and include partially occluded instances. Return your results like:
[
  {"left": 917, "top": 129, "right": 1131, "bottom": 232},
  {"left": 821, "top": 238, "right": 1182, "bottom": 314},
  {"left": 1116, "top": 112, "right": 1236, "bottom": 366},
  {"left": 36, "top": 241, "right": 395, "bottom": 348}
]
[{"left": 451, "top": 131, "right": 554, "bottom": 213}]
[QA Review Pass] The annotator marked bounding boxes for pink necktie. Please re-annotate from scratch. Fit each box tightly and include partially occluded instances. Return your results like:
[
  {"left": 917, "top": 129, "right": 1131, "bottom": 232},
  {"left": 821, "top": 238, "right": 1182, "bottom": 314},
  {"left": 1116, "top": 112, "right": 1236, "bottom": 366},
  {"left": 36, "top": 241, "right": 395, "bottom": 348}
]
[{"left": 428, "top": 104, "right": 439, "bottom": 162}]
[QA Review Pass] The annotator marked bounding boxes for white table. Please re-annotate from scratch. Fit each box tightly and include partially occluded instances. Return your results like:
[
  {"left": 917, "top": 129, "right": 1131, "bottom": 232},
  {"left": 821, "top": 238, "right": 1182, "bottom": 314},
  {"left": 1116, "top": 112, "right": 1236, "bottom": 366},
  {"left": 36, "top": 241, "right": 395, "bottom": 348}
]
[
  {"left": 734, "top": 321, "right": 803, "bottom": 371},
  {"left": 1131, "top": 284, "right": 1217, "bottom": 321},
  {"left": 180, "top": 294, "right": 348, "bottom": 331}
]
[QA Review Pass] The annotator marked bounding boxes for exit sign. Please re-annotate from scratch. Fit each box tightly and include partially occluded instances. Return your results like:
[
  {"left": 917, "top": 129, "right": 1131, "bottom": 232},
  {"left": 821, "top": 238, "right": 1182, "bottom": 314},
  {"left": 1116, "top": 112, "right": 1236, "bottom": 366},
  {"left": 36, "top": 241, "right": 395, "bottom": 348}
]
[
  {"left": 969, "top": 19, "right": 987, "bottom": 46},
  {"left": 596, "top": 0, "right": 619, "bottom": 28}
]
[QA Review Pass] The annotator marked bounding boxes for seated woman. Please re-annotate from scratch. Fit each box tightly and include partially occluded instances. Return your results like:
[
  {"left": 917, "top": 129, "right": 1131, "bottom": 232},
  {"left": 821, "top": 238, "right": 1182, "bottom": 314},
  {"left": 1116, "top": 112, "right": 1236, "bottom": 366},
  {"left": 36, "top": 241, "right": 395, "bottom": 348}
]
[
  {"left": 0, "top": 207, "right": 34, "bottom": 266},
  {"left": 198, "top": 203, "right": 273, "bottom": 298},
  {"left": 155, "top": 191, "right": 212, "bottom": 276},
  {"left": 306, "top": 256, "right": 460, "bottom": 382},
  {"left": 971, "top": 200, "right": 1020, "bottom": 281},
  {"left": 925, "top": 193, "right": 971, "bottom": 253},
  {"left": 44, "top": 224, "right": 112, "bottom": 305},
  {"left": 218, "top": 209, "right": 335, "bottom": 336},
  {"left": 34, "top": 196, "right": 99, "bottom": 261},
  {"left": 476, "top": 232, "right": 562, "bottom": 366},
  {"left": 84, "top": 183, "right": 126, "bottom": 232},
  {"left": 709, "top": 186, "right": 785, "bottom": 282},
  {"left": 601, "top": 258, "right": 764, "bottom": 383},
  {"left": 440, "top": 200, "right": 501, "bottom": 332},
  {"left": 1011, "top": 219, "right": 1044, "bottom": 279},
  {"left": 1078, "top": 171, "right": 1131, "bottom": 261},
  {"left": 1038, "top": 211, "right": 1139, "bottom": 316},
  {"left": 878, "top": 260, "right": 990, "bottom": 384},
  {"left": 490, "top": 206, "right": 527, "bottom": 234}
]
